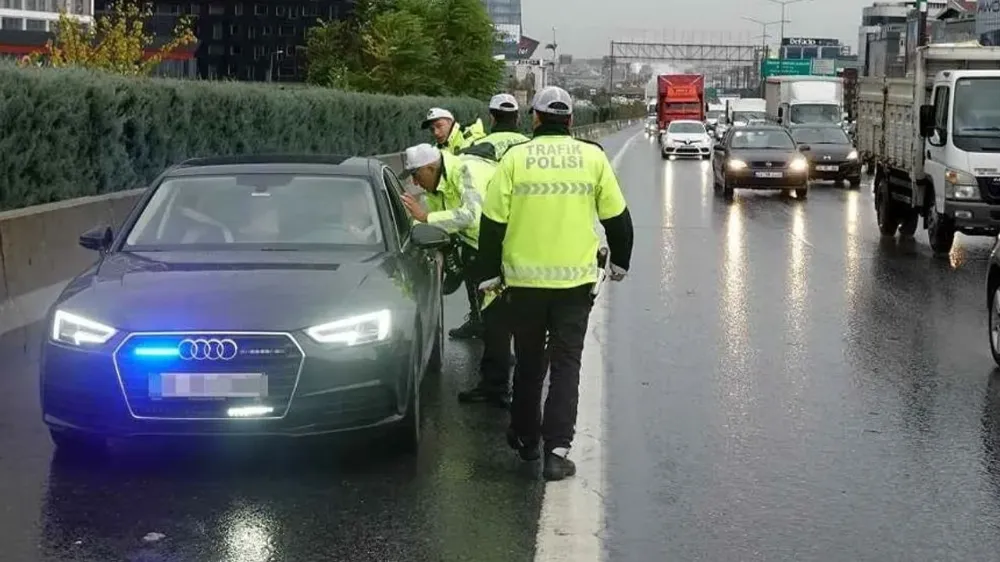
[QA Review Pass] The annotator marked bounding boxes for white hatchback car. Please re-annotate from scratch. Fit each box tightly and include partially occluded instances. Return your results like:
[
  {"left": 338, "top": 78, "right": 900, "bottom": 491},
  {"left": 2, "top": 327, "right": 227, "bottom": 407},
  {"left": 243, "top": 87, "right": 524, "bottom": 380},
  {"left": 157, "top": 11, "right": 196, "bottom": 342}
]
[{"left": 660, "top": 120, "right": 712, "bottom": 160}]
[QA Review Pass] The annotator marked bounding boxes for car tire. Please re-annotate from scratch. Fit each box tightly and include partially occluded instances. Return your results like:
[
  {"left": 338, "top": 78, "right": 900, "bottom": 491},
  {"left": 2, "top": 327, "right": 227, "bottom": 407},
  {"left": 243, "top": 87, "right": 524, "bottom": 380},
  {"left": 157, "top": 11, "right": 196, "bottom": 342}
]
[
  {"left": 394, "top": 375, "right": 421, "bottom": 455},
  {"left": 427, "top": 293, "right": 444, "bottom": 374},
  {"left": 722, "top": 176, "right": 734, "bottom": 200},
  {"left": 990, "top": 286, "right": 1000, "bottom": 368},
  {"left": 49, "top": 429, "right": 106, "bottom": 458},
  {"left": 928, "top": 208, "right": 956, "bottom": 255},
  {"left": 848, "top": 177, "right": 861, "bottom": 189},
  {"left": 795, "top": 186, "right": 808, "bottom": 199}
]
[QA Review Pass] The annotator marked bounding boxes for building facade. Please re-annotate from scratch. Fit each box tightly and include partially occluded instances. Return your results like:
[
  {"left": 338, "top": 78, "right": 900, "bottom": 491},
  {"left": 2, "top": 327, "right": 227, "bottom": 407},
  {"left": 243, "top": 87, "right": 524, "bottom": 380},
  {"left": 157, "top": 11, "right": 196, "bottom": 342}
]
[
  {"left": 482, "top": 0, "right": 521, "bottom": 59},
  {"left": 0, "top": 0, "right": 93, "bottom": 59},
  {"left": 856, "top": 1, "right": 947, "bottom": 71}
]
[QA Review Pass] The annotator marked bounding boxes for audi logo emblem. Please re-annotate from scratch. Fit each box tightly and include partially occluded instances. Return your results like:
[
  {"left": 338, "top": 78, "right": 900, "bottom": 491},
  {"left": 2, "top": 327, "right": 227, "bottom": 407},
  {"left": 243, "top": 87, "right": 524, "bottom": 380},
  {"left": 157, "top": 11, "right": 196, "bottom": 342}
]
[{"left": 178, "top": 338, "right": 238, "bottom": 360}]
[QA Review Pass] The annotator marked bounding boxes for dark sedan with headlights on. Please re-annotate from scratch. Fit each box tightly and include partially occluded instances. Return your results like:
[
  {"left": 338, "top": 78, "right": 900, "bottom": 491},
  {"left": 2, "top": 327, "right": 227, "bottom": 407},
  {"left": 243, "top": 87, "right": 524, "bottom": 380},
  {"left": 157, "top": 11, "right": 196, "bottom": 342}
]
[
  {"left": 712, "top": 124, "right": 811, "bottom": 200},
  {"left": 41, "top": 154, "right": 450, "bottom": 456},
  {"left": 787, "top": 123, "right": 861, "bottom": 188}
]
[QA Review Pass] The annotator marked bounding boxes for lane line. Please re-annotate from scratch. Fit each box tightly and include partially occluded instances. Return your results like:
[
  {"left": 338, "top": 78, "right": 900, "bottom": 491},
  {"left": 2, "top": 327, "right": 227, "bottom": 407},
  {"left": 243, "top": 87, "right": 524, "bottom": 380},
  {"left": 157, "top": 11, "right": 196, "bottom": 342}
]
[{"left": 533, "top": 128, "right": 643, "bottom": 562}]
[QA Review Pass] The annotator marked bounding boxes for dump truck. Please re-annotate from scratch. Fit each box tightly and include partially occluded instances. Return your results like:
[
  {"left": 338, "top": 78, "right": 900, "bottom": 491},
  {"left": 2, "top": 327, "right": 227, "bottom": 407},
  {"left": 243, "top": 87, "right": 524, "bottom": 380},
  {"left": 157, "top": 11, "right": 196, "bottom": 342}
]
[
  {"left": 656, "top": 74, "right": 706, "bottom": 134},
  {"left": 857, "top": 42, "right": 1000, "bottom": 254}
]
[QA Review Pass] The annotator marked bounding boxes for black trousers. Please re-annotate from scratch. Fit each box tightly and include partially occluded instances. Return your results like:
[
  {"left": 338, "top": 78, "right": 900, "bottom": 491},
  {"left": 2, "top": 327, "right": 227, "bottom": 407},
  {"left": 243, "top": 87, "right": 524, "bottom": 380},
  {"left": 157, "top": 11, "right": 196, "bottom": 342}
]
[
  {"left": 478, "top": 296, "right": 513, "bottom": 392},
  {"left": 506, "top": 284, "right": 593, "bottom": 452},
  {"left": 458, "top": 242, "right": 482, "bottom": 325}
]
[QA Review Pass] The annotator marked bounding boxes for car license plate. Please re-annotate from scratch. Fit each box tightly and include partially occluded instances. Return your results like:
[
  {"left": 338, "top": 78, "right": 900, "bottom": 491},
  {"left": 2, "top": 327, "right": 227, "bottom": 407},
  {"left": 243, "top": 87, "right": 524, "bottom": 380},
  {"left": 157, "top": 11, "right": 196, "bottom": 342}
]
[
  {"left": 754, "top": 171, "right": 782, "bottom": 178},
  {"left": 816, "top": 165, "right": 838, "bottom": 171},
  {"left": 151, "top": 373, "right": 267, "bottom": 398}
]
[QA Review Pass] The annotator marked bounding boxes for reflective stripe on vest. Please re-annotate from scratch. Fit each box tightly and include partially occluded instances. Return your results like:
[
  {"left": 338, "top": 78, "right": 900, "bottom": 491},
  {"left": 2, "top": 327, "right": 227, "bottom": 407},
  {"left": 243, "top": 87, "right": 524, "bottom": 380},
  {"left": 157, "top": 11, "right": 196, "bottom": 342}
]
[
  {"left": 503, "top": 264, "right": 600, "bottom": 283},
  {"left": 512, "top": 182, "right": 595, "bottom": 196}
]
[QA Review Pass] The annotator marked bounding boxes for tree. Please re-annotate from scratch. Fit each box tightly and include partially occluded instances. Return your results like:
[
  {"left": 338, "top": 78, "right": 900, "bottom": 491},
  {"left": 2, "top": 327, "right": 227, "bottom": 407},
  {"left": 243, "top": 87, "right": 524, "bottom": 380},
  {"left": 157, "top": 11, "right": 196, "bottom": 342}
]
[
  {"left": 305, "top": 0, "right": 502, "bottom": 97},
  {"left": 19, "top": 0, "right": 195, "bottom": 76}
]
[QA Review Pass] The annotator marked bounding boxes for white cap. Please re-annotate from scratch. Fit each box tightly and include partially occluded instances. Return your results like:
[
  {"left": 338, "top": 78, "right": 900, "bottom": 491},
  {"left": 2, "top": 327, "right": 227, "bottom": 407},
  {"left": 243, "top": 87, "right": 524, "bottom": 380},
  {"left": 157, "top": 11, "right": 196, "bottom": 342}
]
[
  {"left": 421, "top": 107, "right": 455, "bottom": 129},
  {"left": 402, "top": 144, "right": 441, "bottom": 175},
  {"left": 531, "top": 86, "right": 573, "bottom": 116},
  {"left": 488, "top": 93, "right": 519, "bottom": 112}
]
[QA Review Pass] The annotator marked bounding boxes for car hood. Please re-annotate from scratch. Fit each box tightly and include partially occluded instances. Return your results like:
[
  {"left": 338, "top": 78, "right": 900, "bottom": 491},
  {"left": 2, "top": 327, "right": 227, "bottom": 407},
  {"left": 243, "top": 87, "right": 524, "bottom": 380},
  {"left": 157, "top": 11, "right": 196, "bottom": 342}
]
[
  {"left": 801, "top": 143, "right": 855, "bottom": 161},
  {"left": 55, "top": 250, "right": 407, "bottom": 333},
  {"left": 729, "top": 149, "right": 800, "bottom": 162},
  {"left": 666, "top": 133, "right": 709, "bottom": 142}
]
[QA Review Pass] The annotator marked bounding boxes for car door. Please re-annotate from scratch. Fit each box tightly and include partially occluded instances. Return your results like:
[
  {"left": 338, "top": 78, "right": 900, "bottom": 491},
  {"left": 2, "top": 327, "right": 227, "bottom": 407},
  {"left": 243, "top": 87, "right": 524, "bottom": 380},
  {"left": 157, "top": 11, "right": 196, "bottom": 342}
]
[
  {"left": 382, "top": 169, "right": 440, "bottom": 356},
  {"left": 925, "top": 83, "right": 949, "bottom": 213}
]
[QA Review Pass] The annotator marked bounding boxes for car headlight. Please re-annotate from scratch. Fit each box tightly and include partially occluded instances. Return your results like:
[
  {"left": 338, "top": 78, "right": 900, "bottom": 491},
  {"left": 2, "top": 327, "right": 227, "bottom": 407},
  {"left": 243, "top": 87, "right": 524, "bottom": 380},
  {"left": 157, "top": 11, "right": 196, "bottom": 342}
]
[
  {"left": 51, "top": 310, "right": 117, "bottom": 346},
  {"left": 727, "top": 159, "right": 747, "bottom": 170},
  {"left": 944, "top": 168, "right": 980, "bottom": 200},
  {"left": 847, "top": 150, "right": 858, "bottom": 160},
  {"left": 789, "top": 157, "right": 808, "bottom": 172},
  {"left": 305, "top": 310, "right": 391, "bottom": 345}
]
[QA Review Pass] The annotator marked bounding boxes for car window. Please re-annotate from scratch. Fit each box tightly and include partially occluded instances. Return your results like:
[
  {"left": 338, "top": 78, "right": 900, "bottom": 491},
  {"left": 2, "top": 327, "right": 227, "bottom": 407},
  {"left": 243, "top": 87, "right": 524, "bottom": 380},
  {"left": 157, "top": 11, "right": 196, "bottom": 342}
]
[
  {"left": 124, "top": 173, "right": 384, "bottom": 250},
  {"left": 382, "top": 169, "right": 411, "bottom": 244},
  {"left": 729, "top": 130, "right": 795, "bottom": 149},
  {"left": 667, "top": 122, "right": 706, "bottom": 134},
  {"left": 789, "top": 127, "right": 850, "bottom": 144}
]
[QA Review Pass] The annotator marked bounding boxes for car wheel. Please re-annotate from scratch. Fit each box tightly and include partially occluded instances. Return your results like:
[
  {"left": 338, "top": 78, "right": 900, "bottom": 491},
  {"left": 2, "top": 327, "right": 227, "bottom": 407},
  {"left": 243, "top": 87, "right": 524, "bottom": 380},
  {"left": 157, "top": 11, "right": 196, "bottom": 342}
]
[
  {"left": 991, "top": 286, "right": 1000, "bottom": 367},
  {"left": 394, "top": 374, "right": 421, "bottom": 455},
  {"left": 848, "top": 177, "right": 861, "bottom": 189},
  {"left": 722, "top": 176, "right": 734, "bottom": 200},
  {"left": 49, "top": 429, "right": 106, "bottom": 458},
  {"left": 795, "top": 186, "right": 808, "bottom": 199},
  {"left": 427, "top": 293, "right": 444, "bottom": 374}
]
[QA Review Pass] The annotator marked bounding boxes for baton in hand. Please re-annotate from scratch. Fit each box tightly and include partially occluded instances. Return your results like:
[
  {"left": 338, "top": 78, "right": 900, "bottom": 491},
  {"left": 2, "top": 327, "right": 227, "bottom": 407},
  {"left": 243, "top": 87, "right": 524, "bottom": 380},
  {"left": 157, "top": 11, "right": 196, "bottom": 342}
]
[{"left": 592, "top": 247, "right": 610, "bottom": 297}]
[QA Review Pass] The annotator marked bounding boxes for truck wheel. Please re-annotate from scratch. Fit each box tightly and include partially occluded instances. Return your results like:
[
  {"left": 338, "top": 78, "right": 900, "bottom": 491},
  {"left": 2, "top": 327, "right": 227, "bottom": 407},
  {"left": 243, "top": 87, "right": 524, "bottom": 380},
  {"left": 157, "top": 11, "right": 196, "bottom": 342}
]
[
  {"left": 927, "top": 208, "right": 955, "bottom": 255},
  {"left": 875, "top": 177, "right": 900, "bottom": 236},
  {"left": 899, "top": 211, "right": 919, "bottom": 237}
]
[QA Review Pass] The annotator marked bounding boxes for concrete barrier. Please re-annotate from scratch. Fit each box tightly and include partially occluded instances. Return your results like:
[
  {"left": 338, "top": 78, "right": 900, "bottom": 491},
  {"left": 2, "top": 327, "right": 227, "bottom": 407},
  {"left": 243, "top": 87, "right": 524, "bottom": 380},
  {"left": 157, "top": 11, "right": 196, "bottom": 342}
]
[{"left": 0, "top": 118, "right": 638, "bottom": 336}]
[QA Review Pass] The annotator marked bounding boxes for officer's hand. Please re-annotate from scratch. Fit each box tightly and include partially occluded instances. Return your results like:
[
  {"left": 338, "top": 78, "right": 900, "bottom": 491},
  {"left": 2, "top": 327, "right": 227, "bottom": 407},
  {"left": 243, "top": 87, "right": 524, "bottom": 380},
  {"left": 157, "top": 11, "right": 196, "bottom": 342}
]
[
  {"left": 401, "top": 193, "right": 428, "bottom": 222},
  {"left": 478, "top": 276, "right": 502, "bottom": 292},
  {"left": 609, "top": 264, "right": 627, "bottom": 281}
]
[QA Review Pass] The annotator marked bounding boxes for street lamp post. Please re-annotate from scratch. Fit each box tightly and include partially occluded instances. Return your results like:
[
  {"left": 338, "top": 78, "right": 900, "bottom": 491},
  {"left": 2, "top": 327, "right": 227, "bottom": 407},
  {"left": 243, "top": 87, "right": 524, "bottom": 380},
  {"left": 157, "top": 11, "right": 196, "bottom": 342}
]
[
  {"left": 268, "top": 49, "right": 284, "bottom": 82},
  {"left": 765, "top": 0, "right": 811, "bottom": 61},
  {"left": 744, "top": 17, "right": 785, "bottom": 84}
]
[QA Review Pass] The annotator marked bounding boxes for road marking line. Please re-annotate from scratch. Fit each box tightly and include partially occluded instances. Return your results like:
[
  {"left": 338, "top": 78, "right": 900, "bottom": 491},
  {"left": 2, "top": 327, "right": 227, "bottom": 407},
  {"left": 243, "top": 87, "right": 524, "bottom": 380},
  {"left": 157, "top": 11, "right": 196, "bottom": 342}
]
[{"left": 533, "top": 128, "right": 642, "bottom": 562}]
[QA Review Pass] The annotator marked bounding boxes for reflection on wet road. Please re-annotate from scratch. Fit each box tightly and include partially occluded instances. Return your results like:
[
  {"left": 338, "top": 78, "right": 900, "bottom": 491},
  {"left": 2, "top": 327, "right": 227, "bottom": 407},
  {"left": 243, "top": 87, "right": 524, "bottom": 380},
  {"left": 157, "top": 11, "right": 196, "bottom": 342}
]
[
  {"left": 6, "top": 126, "right": 1000, "bottom": 561},
  {"left": 604, "top": 133, "right": 1000, "bottom": 561}
]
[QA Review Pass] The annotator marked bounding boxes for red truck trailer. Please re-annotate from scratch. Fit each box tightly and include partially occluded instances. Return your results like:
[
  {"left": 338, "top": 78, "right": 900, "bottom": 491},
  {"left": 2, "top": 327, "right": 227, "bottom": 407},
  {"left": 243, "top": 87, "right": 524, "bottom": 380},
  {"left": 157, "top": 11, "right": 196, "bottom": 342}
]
[{"left": 656, "top": 74, "right": 706, "bottom": 134}]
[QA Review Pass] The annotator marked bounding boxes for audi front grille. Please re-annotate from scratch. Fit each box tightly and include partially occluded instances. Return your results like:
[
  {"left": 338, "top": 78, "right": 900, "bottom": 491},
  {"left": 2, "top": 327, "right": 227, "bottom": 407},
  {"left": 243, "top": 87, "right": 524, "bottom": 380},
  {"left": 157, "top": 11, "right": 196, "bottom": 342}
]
[{"left": 112, "top": 332, "right": 305, "bottom": 420}]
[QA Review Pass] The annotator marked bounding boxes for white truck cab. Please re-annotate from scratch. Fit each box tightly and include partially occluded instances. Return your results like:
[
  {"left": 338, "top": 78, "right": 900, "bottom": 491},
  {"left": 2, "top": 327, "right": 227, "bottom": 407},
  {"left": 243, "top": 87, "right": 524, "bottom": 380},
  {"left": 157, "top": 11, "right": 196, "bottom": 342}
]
[{"left": 765, "top": 76, "right": 844, "bottom": 127}]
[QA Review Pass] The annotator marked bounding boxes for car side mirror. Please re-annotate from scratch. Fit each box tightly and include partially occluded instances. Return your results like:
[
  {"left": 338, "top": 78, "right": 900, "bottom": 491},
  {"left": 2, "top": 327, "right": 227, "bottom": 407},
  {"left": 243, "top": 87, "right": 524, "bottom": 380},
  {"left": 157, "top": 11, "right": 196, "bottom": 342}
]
[
  {"left": 918, "top": 104, "right": 935, "bottom": 137},
  {"left": 79, "top": 225, "right": 112, "bottom": 252},
  {"left": 777, "top": 107, "right": 784, "bottom": 118},
  {"left": 411, "top": 223, "right": 451, "bottom": 249},
  {"left": 798, "top": 144, "right": 811, "bottom": 151},
  {"left": 713, "top": 144, "right": 725, "bottom": 152}
]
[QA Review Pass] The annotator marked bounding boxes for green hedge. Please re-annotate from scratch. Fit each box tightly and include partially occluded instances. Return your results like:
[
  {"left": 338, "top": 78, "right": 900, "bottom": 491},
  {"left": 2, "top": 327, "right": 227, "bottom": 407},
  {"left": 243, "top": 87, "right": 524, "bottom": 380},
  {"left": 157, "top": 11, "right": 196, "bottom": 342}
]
[{"left": 0, "top": 62, "right": 634, "bottom": 210}]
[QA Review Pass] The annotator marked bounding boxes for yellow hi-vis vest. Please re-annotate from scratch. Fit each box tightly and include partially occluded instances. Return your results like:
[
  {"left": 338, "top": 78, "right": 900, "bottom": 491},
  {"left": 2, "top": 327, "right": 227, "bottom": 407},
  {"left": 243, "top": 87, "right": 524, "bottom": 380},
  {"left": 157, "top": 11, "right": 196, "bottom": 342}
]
[
  {"left": 441, "top": 118, "right": 487, "bottom": 154},
  {"left": 482, "top": 135, "right": 627, "bottom": 289},
  {"left": 473, "top": 130, "right": 529, "bottom": 159},
  {"left": 423, "top": 151, "right": 489, "bottom": 248}
]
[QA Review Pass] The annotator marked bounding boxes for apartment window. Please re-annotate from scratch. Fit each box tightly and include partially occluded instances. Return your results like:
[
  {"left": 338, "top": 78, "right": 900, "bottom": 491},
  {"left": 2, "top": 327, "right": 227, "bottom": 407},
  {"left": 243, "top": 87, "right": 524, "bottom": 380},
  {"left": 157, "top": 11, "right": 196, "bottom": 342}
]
[
  {"left": 274, "top": 5, "right": 284, "bottom": 16},
  {"left": 254, "top": 3, "right": 266, "bottom": 15},
  {"left": 207, "top": 64, "right": 217, "bottom": 79},
  {"left": 230, "top": 45, "right": 241, "bottom": 55},
  {"left": 285, "top": 44, "right": 295, "bottom": 56},
  {"left": 229, "top": 24, "right": 239, "bottom": 35},
  {"left": 244, "top": 66, "right": 254, "bottom": 80},
  {"left": 253, "top": 44, "right": 264, "bottom": 59},
  {"left": 188, "top": 3, "right": 199, "bottom": 14},
  {"left": 207, "top": 44, "right": 224, "bottom": 55},
  {"left": 262, "top": 25, "right": 272, "bottom": 35},
  {"left": 212, "top": 23, "right": 222, "bottom": 39},
  {"left": 234, "top": 3, "right": 242, "bottom": 15},
  {"left": 302, "top": 5, "right": 315, "bottom": 16},
  {"left": 1, "top": 17, "right": 23, "bottom": 30},
  {"left": 25, "top": 18, "right": 47, "bottom": 31},
  {"left": 24, "top": 0, "right": 38, "bottom": 10},
  {"left": 247, "top": 26, "right": 257, "bottom": 39},
  {"left": 227, "top": 64, "right": 235, "bottom": 76},
  {"left": 208, "top": 3, "right": 224, "bottom": 15},
  {"left": 0, "top": 0, "right": 21, "bottom": 10},
  {"left": 278, "top": 24, "right": 294, "bottom": 36}
]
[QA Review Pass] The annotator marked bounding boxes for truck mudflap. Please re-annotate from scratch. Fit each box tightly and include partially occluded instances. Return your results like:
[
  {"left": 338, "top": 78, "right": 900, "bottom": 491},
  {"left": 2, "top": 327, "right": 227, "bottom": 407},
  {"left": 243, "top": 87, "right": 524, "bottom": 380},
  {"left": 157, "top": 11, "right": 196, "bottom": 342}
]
[{"left": 944, "top": 201, "right": 1000, "bottom": 234}]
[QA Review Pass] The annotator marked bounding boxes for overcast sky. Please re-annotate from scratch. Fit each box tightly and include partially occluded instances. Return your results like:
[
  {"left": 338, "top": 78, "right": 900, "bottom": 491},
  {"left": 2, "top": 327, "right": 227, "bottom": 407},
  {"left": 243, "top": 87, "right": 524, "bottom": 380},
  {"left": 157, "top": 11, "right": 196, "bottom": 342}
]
[{"left": 521, "top": 0, "right": 876, "bottom": 58}]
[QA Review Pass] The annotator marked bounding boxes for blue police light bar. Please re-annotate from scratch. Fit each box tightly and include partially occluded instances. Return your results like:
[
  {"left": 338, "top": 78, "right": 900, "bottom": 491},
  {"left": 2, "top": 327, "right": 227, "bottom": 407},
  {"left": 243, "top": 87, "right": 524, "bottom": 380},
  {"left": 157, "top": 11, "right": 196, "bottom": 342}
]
[{"left": 134, "top": 346, "right": 178, "bottom": 357}]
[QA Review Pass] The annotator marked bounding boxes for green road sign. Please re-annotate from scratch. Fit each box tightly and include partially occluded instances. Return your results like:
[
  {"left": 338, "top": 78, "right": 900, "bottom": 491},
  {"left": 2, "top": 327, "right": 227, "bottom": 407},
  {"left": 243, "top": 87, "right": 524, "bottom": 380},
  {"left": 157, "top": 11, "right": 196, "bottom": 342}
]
[{"left": 762, "top": 59, "right": 813, "bottom": 77}]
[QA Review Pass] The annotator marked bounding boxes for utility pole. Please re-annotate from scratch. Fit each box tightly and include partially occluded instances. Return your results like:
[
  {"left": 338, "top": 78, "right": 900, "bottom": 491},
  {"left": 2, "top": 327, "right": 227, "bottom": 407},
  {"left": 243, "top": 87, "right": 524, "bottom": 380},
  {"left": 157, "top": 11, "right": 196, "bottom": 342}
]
[
  {"left": 744, "top": 16, "right": 786, "bottom": 82},
  {"left": 766, "top": 0, "right": 812, "bottom": 62}
]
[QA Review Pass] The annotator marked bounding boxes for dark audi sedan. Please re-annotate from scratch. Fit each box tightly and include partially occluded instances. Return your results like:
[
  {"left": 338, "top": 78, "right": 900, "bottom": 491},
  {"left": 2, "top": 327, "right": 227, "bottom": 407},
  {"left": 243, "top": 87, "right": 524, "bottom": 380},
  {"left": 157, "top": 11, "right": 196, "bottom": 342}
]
[
  {"left": 712, "top": 125, "right": 810, "bottom": 200},
  {"left": 41, "top": 155, "right": 449, "bottom": 455},
  {"left": 788, "top": 124, "right": 861, "bottom": 188}
]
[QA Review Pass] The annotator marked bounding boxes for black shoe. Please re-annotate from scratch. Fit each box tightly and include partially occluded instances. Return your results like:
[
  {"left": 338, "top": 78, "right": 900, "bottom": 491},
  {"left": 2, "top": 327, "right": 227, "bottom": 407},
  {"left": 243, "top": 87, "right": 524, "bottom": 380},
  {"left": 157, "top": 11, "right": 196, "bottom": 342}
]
[
  {"left": 543, "top": 452, "right": 577, "bottom": 481},
  {"left": 457, "top": 386, "right": 510, "bottom": 408},
  {"left": 449, "top": 318, "right": 483, "bottom": 340},
  {"left": 505, "top": 428, "right": 540, "bottom": 461}
]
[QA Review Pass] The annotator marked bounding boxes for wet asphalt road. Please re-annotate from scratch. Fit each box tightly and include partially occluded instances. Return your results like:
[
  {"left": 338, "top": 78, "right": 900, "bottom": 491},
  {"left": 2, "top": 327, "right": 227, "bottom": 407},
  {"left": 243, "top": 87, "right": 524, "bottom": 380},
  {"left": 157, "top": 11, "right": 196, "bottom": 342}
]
[{"left": 3, "top": 125, "right": 1000, "bottom": 561}]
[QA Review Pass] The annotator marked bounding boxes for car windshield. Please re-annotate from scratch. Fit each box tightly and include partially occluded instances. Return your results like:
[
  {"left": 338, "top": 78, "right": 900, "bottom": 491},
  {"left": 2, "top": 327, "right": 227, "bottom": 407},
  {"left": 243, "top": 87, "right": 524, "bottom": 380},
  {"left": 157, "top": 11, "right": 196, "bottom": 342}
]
[
  {"left": 790, "top": 127, "right": 850, "bottom": 144},
  {"left": 668, "top": 122, "right": 705, "bottom": 134},
  {"left": 706, "top": 111, "right": 724, "bottom": 120},
  {"left": 124, "top": 173, "right": 384, "bottom": 251},
  {"left": 788, "top": 104, "right": 841, "bottom": 124},
  {"left": 953, "top": 78, "right": 1000, "bottom": 137},
  {"left": 730, "top": 130, "right": 795, "bottom": 150},
  {"left": 732, "top": 111, "right": 766, "bottom": 122}
]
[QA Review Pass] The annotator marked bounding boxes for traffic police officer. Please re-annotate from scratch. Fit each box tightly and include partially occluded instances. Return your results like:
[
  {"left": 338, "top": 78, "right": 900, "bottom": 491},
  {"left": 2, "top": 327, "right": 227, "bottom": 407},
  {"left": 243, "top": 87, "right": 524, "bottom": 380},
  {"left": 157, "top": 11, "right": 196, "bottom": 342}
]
[
  {"left": 400, "top": 143, "right": 494, "bottom": 338},
  {"left": 450, "top": 93, "right": 531, "bottom": 341},
  {"left": 422, "top": 107, "right": 486, "bottom": 155},
  {"left": 477, "top": 86, "right": 635, "bottom": 481}
]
